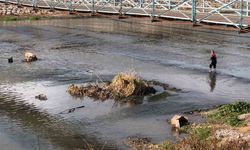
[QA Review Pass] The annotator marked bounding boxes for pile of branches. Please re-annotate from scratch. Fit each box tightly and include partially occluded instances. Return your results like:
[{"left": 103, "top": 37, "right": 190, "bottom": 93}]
[{"left": 67, "top": 72, "right": 156, "bottom": 101}]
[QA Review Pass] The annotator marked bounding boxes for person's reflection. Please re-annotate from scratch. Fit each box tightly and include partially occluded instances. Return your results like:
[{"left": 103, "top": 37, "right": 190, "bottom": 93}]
[{"left": 208, "top": 72, "right": 216, "bottom": 92}]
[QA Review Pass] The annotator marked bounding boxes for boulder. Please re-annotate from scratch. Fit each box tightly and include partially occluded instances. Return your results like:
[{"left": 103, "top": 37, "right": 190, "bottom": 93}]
[
  {"left": 25, "top": 52, "right": 37, "bottom": 62},
  {"left": 238, "top": 113, "right": 250, "bottom": 121},
  {"left": 171, "top": 115, "right": 188, "bottom": 128},
  {"left": 214, "top": 129, "right": 250, "bottom": 143},
  {"left": 238, "top": 113, "right": 250, "bottom": 125}
]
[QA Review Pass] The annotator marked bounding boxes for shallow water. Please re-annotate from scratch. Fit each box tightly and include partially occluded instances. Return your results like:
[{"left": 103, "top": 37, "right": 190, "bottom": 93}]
[{"left": 0, "top": 17, "right": 250, "bottom": 149}]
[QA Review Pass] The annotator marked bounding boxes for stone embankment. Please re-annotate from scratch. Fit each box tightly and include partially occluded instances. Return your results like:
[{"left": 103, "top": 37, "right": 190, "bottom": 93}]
[{"left": 0, "top": 3, "right": 56, "bottom": 16}]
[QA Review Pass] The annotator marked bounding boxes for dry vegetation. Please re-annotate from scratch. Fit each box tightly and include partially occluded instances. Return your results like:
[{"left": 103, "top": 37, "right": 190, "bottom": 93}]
[
  {"left": 109, "top": 72, "right": 156, "bottom": 99},
  {"left": 126, "top": 125, "right": 250, "bottom": 150},
  {"left": 125, "top": 101, "right": 250, "bottom": 150},
  {"left": 67, "top": 71, "right": 156, "bottom": 101}
]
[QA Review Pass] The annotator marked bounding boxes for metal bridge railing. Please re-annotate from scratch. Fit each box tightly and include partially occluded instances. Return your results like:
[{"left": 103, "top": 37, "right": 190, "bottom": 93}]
[{"left": 1, "top": 0, "right": 249, "bottom": 29}]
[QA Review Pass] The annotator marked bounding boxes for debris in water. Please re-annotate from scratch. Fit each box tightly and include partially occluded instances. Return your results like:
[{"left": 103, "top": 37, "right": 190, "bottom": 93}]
[
  {"left": 35, "top": 94, "right": 48, "bottom": 100},
  {"left": 67, "top": 71, "right": 157, "bottom": 101},
  {"left": 108, "top": 72, "right": 156, "bottom": 98},
  {"left": 67, "top": 83, "right": 111, "bottom": 100},
  {"left": 59, "top": 105, "right": 85, "bottom": 114}
]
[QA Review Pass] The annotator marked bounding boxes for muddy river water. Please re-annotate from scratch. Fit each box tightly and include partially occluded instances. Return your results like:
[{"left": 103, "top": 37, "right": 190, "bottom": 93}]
[{"left": 0, "top": 17, "right": 250, "bottom": 149}]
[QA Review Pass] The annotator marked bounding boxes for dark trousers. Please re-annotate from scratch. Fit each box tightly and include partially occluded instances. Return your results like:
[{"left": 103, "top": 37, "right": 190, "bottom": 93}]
[{"left": 210, "top": 62, "right": 216, "bottom": 69}]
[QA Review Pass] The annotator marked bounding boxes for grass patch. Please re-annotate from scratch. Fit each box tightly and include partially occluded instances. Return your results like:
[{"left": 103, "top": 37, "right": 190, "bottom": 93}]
[
  {"left": 160, "top": 141, "right": 175, "bottom": 150},
  {"left": 2, "top": 16, "right": 18, "bottom": 21},
  {"left": 158, "top": 126, "right": 249, "bottom": 150},
  {"left": 28, "top": 16, "right": 41, "bottom": 20},
  {"left": 208, "top": 101, "right": 250, "bottom": 126},
  {"left": 155, "top": 101, "right": 250, "bottom": 150},
  {"left": 194, "top": 127, "right": 211, "bottom": 140},
  {"left": 159, "top": 133, "right": 249, "bottom": 150},
  {"left": 174, "top": 133, "right": 249, "bottom": 150},
  {"left": 1, "top": 16, "right": 41, "bottom": 21}
]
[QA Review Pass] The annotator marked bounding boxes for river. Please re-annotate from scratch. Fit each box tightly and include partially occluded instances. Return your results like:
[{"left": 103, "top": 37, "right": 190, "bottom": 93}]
[{"left": 0, "top": 17, "right": 250, "bottom": 149}]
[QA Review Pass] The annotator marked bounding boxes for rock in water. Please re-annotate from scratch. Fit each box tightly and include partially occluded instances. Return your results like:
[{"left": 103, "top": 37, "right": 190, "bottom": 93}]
[
  {"left": 171, "top": 115, "right": 188, "bottom": 128},
  {"left": 25, "top": 52, "right": 37, "bottom": 62},
  {"left": 8, "top": 57, "right": 13, "bottom": 63},
  {"left": 35, "top": 94, "right": 47, "bottom": 100}
]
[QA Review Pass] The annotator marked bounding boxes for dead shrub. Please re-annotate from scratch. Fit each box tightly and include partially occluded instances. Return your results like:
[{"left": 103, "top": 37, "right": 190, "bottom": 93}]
[{"left": 67, "top": 71, "right": 156, "bottom": 101}]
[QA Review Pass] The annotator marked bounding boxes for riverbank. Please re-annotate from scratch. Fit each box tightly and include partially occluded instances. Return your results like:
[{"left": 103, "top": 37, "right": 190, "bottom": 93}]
[
  {"left": 125, "top": 101, "right": 250, "bottom": 150},
  {"left": 0, "top": 3, "right": 53, "bottom": 16},
  {"left": 0, "top": 3, "right": 86, "bottom": 21}
]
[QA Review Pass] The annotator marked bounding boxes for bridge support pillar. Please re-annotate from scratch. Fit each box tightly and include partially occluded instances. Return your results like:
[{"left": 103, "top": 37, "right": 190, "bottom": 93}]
[
  {"left": 239, "top": 0, "right": 244, "bottom": 29},
  {"left": 192, "top": 0, "right": 197, "bottom": 25},
  {"left": 49, "top": 0, "right": 54, "bottom": 11},
  {"left": 17, "top": 0, "right": 22, "bottom": 7},
  {"left": 247, "top": 0, "right": 249, "bottom": 16},
  {"left": 151, "top": 0, "right": 156, "bottom": 22},
  {"left": 32, "top": 0, "right": 37, "bottom": 10},
  {"left": 91, "top": 0, "right": 96, "bottom": 16},
  {"left": 202, "top": 0, "right": 205, "bottom": 13},
  {"left": 68, "top": 0, "right": 73, "bottom": 14},
  {"left": 4, "top": 0, "right": 8, "bottom": 5},
  {"left": 119, "top": 0, "right": 124, "bottom": 18},
  {"left": 139, "top": 0, "right": 143, "bottom": 8}
]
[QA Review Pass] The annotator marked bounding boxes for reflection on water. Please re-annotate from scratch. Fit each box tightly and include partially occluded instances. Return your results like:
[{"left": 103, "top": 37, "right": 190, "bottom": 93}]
[
  {"left": 0, "top": 92, "right": 91, "bottom": 149},
  {"left": 0, "top": 84, "right": 119, "bottom": 149},
  {"left": 208, "top": 72, "right": 217, "bottom": 92}
]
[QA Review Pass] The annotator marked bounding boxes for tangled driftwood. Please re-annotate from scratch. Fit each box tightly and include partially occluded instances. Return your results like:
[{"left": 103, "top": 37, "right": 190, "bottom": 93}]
[
  {"left": 108, "top": 72, "right": 156, "bottom": 98},
  {"left": 67, "top": 72, "right": 157, "bottom": 101},
  {"left": 67, "top": 83, "right": 111, "bottom": 100}
]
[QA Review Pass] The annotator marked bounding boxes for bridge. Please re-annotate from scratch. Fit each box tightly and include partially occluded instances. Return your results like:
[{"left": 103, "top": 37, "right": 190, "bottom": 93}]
[{"left": 1, "top": 0, "right": 250, "bottom": 30}]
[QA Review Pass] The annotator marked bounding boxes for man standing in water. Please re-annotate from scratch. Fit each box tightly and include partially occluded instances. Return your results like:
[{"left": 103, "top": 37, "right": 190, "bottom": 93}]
[{"left": 209, "top": 50, "right": 217, "bottom": 72}]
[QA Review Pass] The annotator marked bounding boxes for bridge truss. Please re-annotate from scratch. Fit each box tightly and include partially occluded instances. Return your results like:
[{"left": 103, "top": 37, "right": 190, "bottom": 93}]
[{"left": 1, "top": 0, "right": 250, "bottom": 29}]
